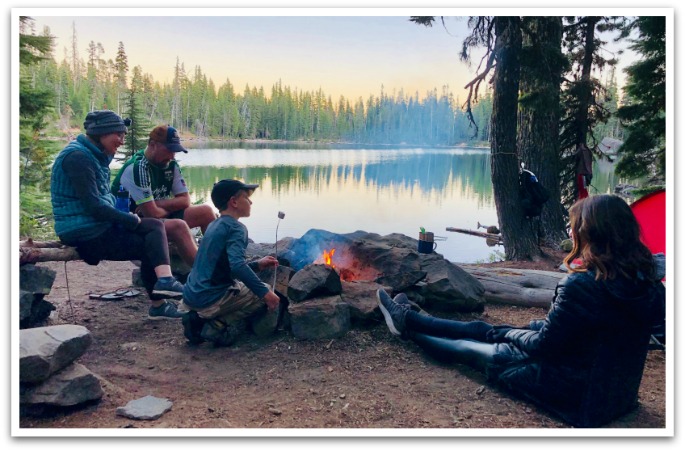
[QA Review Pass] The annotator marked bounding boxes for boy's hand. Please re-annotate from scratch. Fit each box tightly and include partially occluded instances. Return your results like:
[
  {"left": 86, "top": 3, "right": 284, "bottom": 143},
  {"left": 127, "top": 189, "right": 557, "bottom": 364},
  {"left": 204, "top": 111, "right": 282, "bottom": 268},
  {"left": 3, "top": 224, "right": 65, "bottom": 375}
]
[
  {"left": 263, "top": 291, "right": 280, "bottom": 311},
  {"left": 258, "top": 255, "right": 279, "bottom": 270}
]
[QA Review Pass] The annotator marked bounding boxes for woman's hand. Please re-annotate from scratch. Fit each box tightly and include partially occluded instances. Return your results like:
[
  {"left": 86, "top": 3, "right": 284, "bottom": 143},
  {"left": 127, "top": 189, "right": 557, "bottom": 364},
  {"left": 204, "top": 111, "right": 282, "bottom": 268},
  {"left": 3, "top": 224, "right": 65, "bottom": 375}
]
[
  {"left": 258, "top": 255, "right": 279, "bottom": 271},
  {"left": 486, "top": 325, "right": 514, "bottom": 343}
]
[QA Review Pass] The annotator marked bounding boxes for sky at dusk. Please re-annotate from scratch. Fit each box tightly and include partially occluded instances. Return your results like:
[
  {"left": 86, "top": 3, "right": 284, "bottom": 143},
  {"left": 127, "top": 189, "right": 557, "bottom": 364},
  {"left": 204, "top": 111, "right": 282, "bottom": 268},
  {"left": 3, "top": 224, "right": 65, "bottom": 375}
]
[
  {"left": 29, "top": 11, "right": 639, "bottom": 104},
  {"left": 30, "top": 14, "right": 480, "bottom": 102}
]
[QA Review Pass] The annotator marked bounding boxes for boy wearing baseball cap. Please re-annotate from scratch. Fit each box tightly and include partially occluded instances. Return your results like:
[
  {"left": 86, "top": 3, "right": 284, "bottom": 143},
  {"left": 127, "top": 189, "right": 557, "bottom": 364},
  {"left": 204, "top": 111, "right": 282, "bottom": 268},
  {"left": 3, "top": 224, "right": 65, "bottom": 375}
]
[{"left": 180, "top": 179, "right": 281, "bottom": 346}]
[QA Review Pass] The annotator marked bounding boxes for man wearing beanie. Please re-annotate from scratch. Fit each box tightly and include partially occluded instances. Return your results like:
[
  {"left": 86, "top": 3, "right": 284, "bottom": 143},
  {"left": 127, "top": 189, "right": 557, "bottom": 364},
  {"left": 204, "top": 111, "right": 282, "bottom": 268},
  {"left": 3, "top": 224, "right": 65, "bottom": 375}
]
[
  {"left": 111, "top": 124, "right": 216, "bottom": 267},
  {"left": 51, "top": 110, "right": 186, "bottom": 320},
  {"left": 180, "top": 179, "right": 281, "bottom": 347}
]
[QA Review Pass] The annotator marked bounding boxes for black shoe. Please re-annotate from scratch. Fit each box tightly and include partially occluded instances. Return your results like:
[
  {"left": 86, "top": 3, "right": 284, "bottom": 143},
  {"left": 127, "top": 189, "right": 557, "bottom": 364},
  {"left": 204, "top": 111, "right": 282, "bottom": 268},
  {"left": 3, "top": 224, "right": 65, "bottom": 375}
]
[
  {"left": 182, "top": 311, "right": 206, "bottom": 345},
  {"left": 376, "top": 288, "right": 409, "bottom": 336},
  {"left": 200, "top": 320, "right": 242, "bottom": 348},
  {"left": 152, "top": 277, "right": 184, "bottom": 297},
  {"left": 147, "top": 300, "right": 184, "bottom": 320},
  {"left": 393, "top": 293, "right": 427, "bottom": 315}
]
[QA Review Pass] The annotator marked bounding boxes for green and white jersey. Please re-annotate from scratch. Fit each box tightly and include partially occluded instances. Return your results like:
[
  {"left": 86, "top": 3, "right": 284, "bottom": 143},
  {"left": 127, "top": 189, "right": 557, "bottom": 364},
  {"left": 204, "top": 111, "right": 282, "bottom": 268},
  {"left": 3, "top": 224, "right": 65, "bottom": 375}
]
[{"left": 111, "top": 150, "right": 188, "bottom": 210}]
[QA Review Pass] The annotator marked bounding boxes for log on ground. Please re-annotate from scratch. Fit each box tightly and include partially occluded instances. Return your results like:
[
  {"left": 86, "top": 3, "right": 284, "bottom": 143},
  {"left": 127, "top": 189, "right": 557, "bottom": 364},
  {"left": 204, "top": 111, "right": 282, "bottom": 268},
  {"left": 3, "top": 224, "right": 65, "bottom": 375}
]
[
  {"left": 19, "top": 240, "right": 185, "bottom": 266},
  {"left": 461, "top": 265, "right": 566, "bottom": 308},
  {"left": 20, "top": 244, "right": 81, "bottom": 265}
]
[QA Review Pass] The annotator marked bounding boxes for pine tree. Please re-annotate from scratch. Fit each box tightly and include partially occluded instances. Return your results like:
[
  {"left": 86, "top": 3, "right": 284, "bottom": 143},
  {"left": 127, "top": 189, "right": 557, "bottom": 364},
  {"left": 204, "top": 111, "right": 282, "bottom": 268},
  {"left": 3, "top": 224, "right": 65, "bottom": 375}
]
[
  {"left": 122, "top": 66, "right": 151, "bottom": 159},
  {"left": 615, "top": 16, "right": 665, "bottom": 181},
  {"left": 19, "top": 16, "right": 59, "bottom": 237},
  {"left": 114, "top": 41, "right": 129, "bottom": 114}
]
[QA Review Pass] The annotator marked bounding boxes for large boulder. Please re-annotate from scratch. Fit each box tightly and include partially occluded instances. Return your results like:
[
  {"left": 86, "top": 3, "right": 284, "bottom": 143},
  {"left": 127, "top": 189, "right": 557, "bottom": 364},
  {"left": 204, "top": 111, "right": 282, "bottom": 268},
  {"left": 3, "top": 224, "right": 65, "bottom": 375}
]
[
  {"left": 20, "top": 264, "right": 56, "bottom": 295},
  {"left": 340, "top": 280, "right": 388, "bottom": 324},
  {"left": 19, "top": 264, "right": 58, "bottom": 328},
  {"left": 418, "top": 254, "right": 486, "bottom": 312},
  {"left": 288, "top": 295, "right": 350, "bottom": 340},
  {"left": 287, "top": 264, "right": 342, "bottom": 303},
  {"left": 256, "top": 265, "right": 295, "bottom": 296}
]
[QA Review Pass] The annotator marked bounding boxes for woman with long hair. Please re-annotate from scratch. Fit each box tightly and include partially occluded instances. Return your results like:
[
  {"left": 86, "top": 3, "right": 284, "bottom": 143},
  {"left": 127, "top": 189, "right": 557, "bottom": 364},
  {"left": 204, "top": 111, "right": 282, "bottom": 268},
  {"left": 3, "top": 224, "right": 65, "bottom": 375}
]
[{"left": 377, "top": 194, "right": 665, "bottom": 427}]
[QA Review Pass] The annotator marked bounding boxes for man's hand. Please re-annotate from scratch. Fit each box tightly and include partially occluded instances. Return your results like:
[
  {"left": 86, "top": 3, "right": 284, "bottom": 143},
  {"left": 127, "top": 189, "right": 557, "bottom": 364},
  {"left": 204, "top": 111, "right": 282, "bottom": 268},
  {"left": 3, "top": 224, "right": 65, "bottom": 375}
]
[
  {"left": 258, "top": 255, "right": 279, "bottom": 271},
  {"left": 263, "top": 291, "right": 280, "bottom": 311},
  {"left": 135, "top": 201, "right": 169, "bottom": 219}
]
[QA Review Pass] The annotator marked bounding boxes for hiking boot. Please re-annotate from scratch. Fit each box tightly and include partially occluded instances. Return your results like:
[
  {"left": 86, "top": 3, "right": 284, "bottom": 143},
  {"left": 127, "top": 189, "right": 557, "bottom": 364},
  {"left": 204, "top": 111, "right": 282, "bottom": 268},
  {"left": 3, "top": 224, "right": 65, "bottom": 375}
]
[
  {"left": 393, "top": 293, "right": 428, "bottom": 316},
  {"left": 182, "top": 311, "right": 206, "bottom": 345},
  {"left": 376, "top": 288, "right": 409, "bottom": 336},
  {"left": 152, "top": 277, "right": 184, "bottom": 297},
  {"left": 148, "top": 300, "right": 184, "bottom": 320},
  {"left": 200, "top": 319, "right": 242, "bottom": 348}
]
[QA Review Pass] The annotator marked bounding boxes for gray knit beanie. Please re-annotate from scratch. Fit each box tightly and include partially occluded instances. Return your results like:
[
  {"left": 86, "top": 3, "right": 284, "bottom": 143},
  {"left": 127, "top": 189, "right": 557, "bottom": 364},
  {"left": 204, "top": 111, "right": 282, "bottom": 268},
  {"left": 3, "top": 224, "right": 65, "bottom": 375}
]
[{"left": 83, "top": 110, "right": 130, "bottom": 136}]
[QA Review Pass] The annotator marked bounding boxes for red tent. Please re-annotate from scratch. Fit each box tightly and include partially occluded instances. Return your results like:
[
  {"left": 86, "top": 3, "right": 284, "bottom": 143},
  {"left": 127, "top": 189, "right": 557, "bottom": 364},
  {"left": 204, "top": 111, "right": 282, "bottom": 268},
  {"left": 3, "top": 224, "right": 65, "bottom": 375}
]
[{"left": 631, "top": 189, "right": 666, "bottom": 255}]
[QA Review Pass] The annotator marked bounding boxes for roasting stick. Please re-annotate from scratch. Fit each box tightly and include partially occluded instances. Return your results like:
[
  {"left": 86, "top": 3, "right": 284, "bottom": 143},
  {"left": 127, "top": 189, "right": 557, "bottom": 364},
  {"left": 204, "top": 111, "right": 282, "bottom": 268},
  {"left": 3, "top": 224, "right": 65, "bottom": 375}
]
[{"left": 272, "top": 211, "right": 286, "bottom": 290}]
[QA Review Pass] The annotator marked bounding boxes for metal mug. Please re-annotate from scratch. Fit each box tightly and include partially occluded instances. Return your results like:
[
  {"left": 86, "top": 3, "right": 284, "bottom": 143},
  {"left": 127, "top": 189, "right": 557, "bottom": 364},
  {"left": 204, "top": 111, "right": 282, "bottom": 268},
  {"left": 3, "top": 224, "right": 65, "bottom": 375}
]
[{"left": 418, "top": 240, "right": 437, "bottom": 254}]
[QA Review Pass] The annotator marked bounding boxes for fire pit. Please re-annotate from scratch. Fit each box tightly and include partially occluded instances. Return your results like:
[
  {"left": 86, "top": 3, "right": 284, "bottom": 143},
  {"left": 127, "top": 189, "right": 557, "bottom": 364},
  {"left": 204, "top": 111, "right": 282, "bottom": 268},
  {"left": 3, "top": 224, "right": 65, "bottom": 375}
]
[
  {"left": 247, "top": 229, "right": 486, "bottom": 341},
  {"left": 273, "top": 229, "right": 485, "bottom": 312}
]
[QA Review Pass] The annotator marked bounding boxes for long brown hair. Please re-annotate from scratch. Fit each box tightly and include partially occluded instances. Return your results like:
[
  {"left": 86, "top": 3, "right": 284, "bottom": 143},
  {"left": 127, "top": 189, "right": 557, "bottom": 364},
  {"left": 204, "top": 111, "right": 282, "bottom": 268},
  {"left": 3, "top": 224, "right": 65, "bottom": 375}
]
[{"left": 564, "top": 194, "right": 655, "bottom": 280}]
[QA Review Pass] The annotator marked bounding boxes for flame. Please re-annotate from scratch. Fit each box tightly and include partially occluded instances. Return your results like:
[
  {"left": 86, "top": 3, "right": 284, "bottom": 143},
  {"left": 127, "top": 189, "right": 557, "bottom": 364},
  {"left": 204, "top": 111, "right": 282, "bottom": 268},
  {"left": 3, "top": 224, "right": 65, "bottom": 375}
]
[{"left": 322, "top": 248, "right": 336, "bottom": 267}]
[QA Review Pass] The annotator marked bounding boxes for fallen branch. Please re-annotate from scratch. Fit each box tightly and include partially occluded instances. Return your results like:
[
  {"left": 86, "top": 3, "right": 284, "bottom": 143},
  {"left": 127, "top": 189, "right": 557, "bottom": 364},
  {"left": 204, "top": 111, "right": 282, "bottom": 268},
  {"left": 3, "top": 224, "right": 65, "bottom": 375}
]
[{"left": 446, "top": 227, "right": 503, "bottom": 244}]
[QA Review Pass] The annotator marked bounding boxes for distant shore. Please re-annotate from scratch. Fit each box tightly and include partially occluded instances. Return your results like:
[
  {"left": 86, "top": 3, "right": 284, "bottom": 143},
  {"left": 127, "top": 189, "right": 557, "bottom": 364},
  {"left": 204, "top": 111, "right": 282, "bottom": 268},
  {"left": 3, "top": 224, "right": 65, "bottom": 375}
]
[{"left": 179, "top": 134, "right": 490, "bottom": 149}]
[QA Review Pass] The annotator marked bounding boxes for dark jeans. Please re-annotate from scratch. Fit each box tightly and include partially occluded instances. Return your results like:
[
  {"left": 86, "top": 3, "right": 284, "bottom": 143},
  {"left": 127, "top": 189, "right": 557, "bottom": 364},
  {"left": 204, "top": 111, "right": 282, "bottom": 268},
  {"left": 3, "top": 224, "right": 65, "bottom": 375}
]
[{"left": 73, "top": 218, "right": 170, "bottom": 293}]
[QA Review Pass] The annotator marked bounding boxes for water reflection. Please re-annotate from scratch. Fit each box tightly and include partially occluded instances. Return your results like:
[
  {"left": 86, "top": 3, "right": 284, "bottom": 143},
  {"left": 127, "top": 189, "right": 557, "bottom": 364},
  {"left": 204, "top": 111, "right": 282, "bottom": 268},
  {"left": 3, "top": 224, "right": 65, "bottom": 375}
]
[{"left": 176, "top": 144, "right": 621, "bottom": 263}]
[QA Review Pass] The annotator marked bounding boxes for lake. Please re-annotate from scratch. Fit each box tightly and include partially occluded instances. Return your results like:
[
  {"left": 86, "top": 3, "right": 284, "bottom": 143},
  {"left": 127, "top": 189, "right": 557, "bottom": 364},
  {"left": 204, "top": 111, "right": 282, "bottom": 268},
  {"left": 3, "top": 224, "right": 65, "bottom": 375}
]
[{"left": 170, "top": 141, "right": 623, "bottom": 264}]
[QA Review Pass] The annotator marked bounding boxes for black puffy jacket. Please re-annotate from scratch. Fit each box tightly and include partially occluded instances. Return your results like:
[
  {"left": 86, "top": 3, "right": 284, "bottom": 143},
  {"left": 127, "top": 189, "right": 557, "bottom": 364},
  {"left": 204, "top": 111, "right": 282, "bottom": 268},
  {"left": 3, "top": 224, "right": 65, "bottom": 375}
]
[{"left": 489, "top": 269, "right": 665, "bottom": 427}]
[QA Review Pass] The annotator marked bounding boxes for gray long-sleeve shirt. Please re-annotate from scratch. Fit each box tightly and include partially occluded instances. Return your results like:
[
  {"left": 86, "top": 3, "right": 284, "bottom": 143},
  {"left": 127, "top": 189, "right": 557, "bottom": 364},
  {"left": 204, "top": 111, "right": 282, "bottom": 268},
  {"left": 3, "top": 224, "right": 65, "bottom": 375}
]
[{"left": 182, "top": 215, "right": 269, "bottom": 309}]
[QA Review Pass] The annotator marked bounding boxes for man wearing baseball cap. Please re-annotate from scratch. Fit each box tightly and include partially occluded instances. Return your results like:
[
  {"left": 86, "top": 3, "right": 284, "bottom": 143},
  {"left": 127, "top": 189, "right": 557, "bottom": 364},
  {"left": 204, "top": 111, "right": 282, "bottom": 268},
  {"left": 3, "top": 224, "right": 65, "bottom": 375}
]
[
  {"left": 112, "top": 125, "right": 216, "bottom": 267},
  {"left": 180, "top": 179, "right": 281, "bottom": 347}
]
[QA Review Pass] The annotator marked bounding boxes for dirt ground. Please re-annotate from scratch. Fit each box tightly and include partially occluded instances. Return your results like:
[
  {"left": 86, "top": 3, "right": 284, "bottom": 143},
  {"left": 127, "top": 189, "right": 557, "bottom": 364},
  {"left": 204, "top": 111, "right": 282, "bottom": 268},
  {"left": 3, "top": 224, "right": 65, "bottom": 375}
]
[{"left": 19, "top": 248, "right": 666, "bottom": 432}]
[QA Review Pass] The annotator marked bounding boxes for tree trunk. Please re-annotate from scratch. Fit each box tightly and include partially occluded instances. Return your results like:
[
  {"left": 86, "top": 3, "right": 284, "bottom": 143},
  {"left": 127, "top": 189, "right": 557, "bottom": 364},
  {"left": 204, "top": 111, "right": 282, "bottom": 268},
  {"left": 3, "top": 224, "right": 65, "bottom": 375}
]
[
  {"left": 577, "top": 17, "right": 599, "bottom": 144},
  {"left": 517, "top": 17, "right": 568, "bottom": 246},
  {"left": 491, "top": 17, "right": 540, "bottom": 261}
]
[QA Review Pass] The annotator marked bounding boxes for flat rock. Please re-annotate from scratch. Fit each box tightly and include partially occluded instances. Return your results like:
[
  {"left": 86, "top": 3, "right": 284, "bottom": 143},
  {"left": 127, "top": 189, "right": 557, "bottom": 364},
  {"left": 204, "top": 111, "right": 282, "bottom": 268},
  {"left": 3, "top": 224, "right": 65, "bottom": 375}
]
[
  {"left": 116, "top": 395, "right": 173, "bottom": 420},
  {"left": 20, "top": 325, "right": 92, "bottom": 384},
  {"left": 20, "top": 363, "right": 103, "bottom": 407}
]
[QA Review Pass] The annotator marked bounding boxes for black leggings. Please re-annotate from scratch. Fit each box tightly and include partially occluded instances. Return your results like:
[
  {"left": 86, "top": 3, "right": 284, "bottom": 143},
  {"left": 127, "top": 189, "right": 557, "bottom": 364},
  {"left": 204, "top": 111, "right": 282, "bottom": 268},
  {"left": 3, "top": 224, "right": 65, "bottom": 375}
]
[
  {"left": 405, "top": 310, "right": 493, "bottom": 341},
  {"left": 73, "top": 218, "right": 170, "bottom": 292},
  {"left": 405, "top": 311, "right": 499, "bottom": 371}
]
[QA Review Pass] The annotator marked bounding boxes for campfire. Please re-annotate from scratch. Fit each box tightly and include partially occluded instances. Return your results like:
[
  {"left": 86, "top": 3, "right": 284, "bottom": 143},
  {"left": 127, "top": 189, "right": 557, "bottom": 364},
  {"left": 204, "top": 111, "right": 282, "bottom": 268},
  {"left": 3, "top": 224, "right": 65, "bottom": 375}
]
[
  {"left": 313, "top": 247, "right": 378, "bottom": 282},
  {"left": 321, "top": 249, "right": 336, "bottom": 268}
]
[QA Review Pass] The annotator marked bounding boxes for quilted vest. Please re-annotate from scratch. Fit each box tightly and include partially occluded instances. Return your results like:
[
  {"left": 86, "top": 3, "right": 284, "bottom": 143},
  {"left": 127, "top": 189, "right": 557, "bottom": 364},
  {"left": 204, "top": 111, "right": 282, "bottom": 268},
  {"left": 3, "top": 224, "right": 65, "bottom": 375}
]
[{"left": 50, "top": 135, "right": 115, "bottom": 242}]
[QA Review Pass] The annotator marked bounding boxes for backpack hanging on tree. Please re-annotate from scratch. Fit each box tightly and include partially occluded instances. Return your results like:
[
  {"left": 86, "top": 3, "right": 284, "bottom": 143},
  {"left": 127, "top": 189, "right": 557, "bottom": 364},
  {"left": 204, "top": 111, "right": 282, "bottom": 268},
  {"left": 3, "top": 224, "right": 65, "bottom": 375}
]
[{"left": 520, "top": 168, "right": 549, "bottom": 218}]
